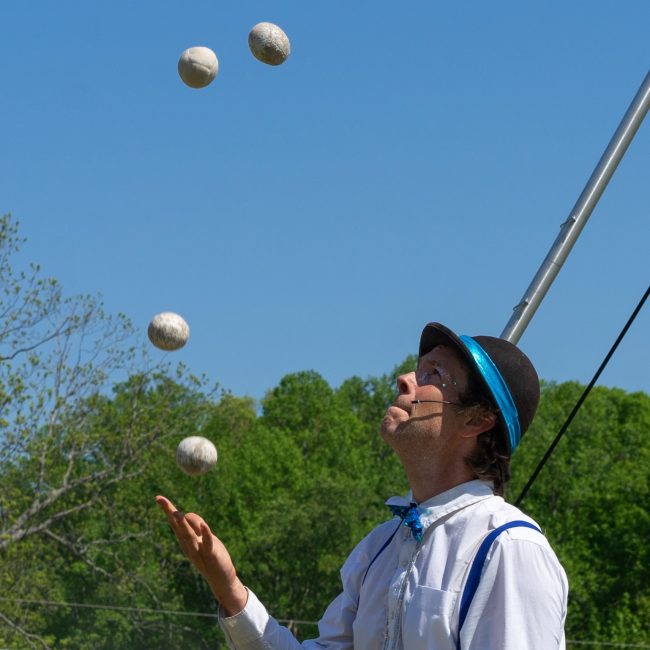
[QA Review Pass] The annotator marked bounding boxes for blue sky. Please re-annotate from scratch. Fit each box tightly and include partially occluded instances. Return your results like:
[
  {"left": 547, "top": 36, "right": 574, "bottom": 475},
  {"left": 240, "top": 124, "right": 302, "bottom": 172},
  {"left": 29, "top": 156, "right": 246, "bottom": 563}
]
[{"left": 1, "top": 1, "right": 648, "bottom": 401}]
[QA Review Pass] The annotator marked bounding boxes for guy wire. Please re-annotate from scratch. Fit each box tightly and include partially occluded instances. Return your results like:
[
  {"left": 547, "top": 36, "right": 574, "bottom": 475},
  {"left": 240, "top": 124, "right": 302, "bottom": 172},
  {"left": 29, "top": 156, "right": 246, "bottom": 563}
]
[{"left": 515, "top": 283, "right": 650, "bottom": 507}]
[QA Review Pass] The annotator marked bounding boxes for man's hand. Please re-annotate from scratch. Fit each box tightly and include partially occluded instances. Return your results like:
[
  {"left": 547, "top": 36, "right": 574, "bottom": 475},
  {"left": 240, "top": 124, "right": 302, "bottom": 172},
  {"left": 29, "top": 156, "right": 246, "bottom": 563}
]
[{"left": 156, "top": 495, "right": 248, "bottom": 616}]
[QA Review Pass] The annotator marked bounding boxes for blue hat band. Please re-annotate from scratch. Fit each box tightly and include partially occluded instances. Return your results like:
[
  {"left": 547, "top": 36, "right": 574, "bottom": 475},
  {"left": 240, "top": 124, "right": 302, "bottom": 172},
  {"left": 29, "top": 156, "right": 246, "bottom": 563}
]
[{"left": 459, "top": 335, "right": 522, "bottom": 452}]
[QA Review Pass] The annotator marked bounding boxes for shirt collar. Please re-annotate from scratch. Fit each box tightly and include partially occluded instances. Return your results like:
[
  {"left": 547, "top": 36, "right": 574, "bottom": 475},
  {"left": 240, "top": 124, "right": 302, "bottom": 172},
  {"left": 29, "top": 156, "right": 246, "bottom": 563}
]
[{"left": 385, "top": 480, "right": 494, "bottom": 530}]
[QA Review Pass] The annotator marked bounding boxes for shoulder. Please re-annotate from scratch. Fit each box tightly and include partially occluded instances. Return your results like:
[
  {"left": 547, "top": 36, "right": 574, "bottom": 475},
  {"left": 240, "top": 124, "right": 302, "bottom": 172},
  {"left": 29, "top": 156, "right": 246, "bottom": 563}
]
[
  {"left": 489, "top": 528, "right": 566, "bottom": 578},
  {"left": 472, "top": 496, "right": 543, "bottom": 536},
  {"left": 459, "top": 496, "right": 566, "bottom": 578},
  {"left": 478, "top": 501, "right": 568, "bottom": 592}
]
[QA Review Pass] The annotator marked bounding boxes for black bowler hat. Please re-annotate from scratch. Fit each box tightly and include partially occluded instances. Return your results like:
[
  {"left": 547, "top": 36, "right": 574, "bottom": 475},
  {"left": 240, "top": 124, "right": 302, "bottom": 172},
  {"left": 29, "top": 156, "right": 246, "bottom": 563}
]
[{"left": 418, "top": 322, "right": 540, "bottom": 454}]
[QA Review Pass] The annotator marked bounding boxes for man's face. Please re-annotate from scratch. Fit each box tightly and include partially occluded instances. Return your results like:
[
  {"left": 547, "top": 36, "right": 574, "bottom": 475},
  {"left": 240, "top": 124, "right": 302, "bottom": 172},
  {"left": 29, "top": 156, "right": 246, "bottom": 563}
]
[{"left": 381, "top": 344, "right": 471, "bottom": 444}]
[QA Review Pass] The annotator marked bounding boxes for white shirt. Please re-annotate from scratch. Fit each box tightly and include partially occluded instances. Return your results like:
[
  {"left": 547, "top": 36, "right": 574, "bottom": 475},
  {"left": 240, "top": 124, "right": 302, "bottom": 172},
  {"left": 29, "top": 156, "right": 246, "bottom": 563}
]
[{"left": 220, "top": 480, "right": 568, "bottom": 649}]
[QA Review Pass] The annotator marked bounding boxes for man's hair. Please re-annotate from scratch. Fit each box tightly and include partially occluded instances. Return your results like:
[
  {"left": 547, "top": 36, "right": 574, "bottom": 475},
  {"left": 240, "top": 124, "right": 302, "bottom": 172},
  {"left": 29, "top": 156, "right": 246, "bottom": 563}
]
[{"left": 458, "top": 373, "right": 511, "bottom": 496}]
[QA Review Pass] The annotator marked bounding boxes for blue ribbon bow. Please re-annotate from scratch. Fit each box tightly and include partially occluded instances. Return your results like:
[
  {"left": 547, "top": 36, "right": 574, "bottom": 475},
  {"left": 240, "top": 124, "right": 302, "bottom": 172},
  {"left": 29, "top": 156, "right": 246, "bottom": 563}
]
[{"left": 388, "top": 503, "right": 424, "bottom": 542}]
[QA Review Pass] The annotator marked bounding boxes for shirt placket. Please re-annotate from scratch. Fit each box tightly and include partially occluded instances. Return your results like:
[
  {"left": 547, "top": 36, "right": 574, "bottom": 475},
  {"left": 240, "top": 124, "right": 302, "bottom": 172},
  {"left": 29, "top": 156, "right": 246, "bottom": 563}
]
[{"left": 383, "top": 531, "right": 423, "bottom": 650}]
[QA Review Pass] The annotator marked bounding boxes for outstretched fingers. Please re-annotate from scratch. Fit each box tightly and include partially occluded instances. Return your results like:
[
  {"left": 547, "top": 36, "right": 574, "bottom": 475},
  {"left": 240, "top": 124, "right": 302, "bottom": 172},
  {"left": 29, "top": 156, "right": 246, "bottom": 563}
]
[
  {"left": 156, "top": 496, "right": 199, "bottom": 552},
  {"left": 185, "top": 514, "right": 219, "bottom": 564},
  {"left": 155, "top": 495, "right": 178, "bottom": 517},
  {"left": 156, "top": 497, "right": 217, "bottom": 564},
  {"left": 156, "top": 496, "right": 188, "bottom": 533},
  {"left": 173, "top": 510, "right": 201, "bottom": 548},
  {"left": 201, "top": 521, "right": 214, "bottom": 552},
  {"left": 185, "top": 513, "right": 206, "bottom": 536}
]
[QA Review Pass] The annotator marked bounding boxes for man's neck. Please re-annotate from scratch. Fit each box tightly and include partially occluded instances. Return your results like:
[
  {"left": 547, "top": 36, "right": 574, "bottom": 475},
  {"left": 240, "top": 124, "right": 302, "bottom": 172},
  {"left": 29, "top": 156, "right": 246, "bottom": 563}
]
[
  {"left": 399, "top": 449, "right": 476, "bottom": 504},
  {"left": 408, "top": 473, "right": 476, "bottom": 504}
]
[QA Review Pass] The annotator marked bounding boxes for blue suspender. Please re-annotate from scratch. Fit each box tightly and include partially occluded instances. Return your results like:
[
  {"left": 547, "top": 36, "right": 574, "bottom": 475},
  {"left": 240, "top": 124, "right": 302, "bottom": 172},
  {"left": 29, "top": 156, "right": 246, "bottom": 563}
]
[{"left": 456, "top": 520, "right": 542, "bottom": 650}]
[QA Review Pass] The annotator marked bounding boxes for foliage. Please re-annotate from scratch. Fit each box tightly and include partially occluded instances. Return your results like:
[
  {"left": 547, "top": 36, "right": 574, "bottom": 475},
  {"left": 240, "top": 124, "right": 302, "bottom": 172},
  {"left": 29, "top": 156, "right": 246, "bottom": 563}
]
[
  {"left": 0, "top": 214, "right": 218, "bottom": 648},
  {"left": 510, "top": 381, "right": 650, "bottom": 648}
]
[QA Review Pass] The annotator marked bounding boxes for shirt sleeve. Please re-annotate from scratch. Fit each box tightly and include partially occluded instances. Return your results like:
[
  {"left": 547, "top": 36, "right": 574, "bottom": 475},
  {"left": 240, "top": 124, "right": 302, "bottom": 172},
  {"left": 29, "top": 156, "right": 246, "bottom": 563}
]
[
  {"left": 218, "top": 540, "right": 367, "bottom": 650},
  {"left": 459, "top": 531, "right": 569, "bottom": 650},
  {"left": 218, "top": 586, "right": 357, "bottom": 650}
]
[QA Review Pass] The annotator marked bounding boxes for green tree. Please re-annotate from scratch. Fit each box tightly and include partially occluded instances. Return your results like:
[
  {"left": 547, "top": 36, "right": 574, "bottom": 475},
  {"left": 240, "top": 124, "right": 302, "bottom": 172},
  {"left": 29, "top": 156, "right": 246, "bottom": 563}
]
[
  {"left": 0, "top": 215, "right": 218, "bottom": 648},
  {"left": 510, "top": 382, "right": 650, "bottom": 648}
]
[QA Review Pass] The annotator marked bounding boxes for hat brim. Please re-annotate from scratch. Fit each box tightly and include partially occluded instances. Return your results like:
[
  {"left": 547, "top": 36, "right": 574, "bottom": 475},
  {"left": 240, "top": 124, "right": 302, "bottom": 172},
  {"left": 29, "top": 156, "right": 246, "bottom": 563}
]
[{"left": 418, "top": 322, "right": 510, "bottom": 452}]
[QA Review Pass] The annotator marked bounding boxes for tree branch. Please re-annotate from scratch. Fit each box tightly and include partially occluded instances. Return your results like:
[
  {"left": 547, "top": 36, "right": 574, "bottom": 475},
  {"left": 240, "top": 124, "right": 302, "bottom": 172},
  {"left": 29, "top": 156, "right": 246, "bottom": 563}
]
[{"left": 0, "top": 611, "right": 51, "bottom": 649}]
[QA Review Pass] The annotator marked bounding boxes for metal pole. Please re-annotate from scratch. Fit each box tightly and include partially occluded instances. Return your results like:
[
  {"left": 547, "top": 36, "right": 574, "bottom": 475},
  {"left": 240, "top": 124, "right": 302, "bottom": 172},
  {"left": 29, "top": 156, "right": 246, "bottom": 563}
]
[{"left": 501, "top": 69, "right": 650, "bottom": 344}]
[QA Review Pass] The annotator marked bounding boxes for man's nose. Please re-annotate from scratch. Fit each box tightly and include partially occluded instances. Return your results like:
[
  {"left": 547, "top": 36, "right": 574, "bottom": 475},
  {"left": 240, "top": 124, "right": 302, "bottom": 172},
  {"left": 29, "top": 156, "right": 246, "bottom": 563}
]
[{"left": 396, "top": 371, "right": 417, "bottom": 395}]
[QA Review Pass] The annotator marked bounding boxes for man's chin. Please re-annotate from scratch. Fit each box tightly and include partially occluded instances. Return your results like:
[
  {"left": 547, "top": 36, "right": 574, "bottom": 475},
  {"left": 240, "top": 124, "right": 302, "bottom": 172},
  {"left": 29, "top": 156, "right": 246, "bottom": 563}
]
[{"left": 381, "top": 411, "right": 408, "bottom": 438}]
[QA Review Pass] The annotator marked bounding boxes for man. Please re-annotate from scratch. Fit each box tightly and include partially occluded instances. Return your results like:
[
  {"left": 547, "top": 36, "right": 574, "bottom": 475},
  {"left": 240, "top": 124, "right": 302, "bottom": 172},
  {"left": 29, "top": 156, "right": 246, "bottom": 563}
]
[{"left": 157, "top": 322, "right": 568, "bottom": 649}]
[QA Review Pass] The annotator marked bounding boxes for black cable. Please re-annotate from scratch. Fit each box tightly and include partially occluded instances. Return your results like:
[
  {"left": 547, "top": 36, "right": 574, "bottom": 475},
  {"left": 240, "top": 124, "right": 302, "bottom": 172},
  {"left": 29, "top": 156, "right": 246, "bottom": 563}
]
[{"left": 515, "top": 283, "right": 650, "bottom": 507}]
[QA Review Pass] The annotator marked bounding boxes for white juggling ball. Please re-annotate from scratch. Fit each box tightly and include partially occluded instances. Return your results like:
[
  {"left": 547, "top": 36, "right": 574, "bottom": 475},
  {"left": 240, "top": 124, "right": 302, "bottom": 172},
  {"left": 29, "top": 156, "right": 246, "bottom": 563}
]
[
  {"left": 176, "top": 436, "right": 218, "bottom": 476},
  {"left": 248, "top": 22, "right": 291, "bottom": 66},
  {"left": 147, "top": 312, "right": 190, "bottom": 351},
  {"left": 178, "top": 46, "right": 219, "bottom": 88}
]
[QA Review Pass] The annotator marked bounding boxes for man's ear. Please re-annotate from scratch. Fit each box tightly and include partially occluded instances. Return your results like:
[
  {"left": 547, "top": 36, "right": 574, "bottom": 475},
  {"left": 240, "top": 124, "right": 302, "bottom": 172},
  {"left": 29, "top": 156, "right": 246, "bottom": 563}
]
[{"left": 458, "top": 410, "right": 497, "bottom": 439}]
